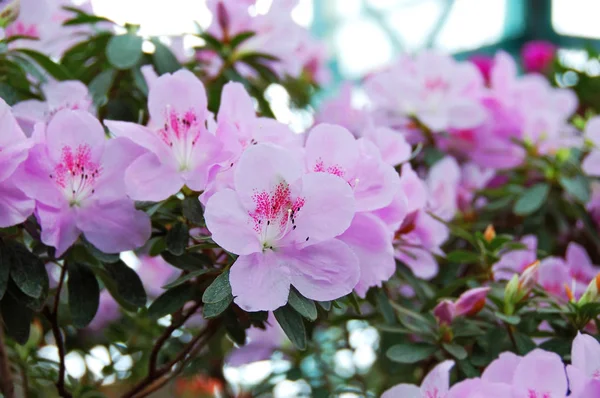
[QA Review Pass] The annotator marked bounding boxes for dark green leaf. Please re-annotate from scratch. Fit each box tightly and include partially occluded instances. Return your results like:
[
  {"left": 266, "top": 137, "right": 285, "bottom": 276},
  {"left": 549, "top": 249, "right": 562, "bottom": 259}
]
[
  {"left": 443, "top": 343, "right": 468, "bottom": 360},
  {"left": 446, "top": 250, "right": 480, "bottom": 264},
  {"left": 63, "top": 15, "right": 113, "bottom": 26},
  {"left": 103, "top": 261, "right": 146, "bottom": 309},
  {"left": 166, "top": 222, "right": 189, "bottom": 256},
  {"left": 386, "top": 343, "right": 438, "bottom": 364},
  {"left": 317, "top": 301, "right": 331, "bottom": 311},
  {"left": 1, "top": 293, "right": 32, "bottom": 344},
  {"left": 182, "top": 197, "right": 204, "bottom": 225},
  {"left": 229, "top": 31, "right": 255, "bottom": 49},
  {"left": 513, "top": 183, "right": 550, "bottom": 216},
  {"left": 16, "top": 49, "right": 73, "bottom": 80},
  {"left": 150, "top": 38, "right": 181, "bottom": 75},
  {"left": 106, "top": 34, "right": 143, "bottom": 69},
  {"left": 495, "top": 312, "right": 521, "bottom": 325},
  {"left": 514, "top": 332, "right": 536, "bottom": 355},
  {"left": 274, "top": 305, "right": 307, "bottom": 350},
  {"left": 539, "top": 337, "right": 572, "bottom": 357},
  {"left": 559, "top": 175, "right": 591, "bottom": 203},
  {"left": 0, "top": 245, "right": 9, "bottom": 300},
  {"left": 162, "top": 269, "right": 212, "bottom": 290},
  {"left": 88, "top": 69, "right": 116, "bottom": 107},
  {"left": 8, "top": 243, "right": 48, "bottom": 299},
  {"left": 82, "top": 240, "right": 120, "bottom": 263},
  {"left": 223, "top": 308, "right": 246, "bottom": 345},
  {"left": 375, "top": 288, "right": 396, "bottom": 325},
  {"left": 148, "top": 284, "right": 196, "bottom": 319},
  {"left": 203, "top": 296, "right": 232, "bottom": 319},
  {"left": 161, "top": 252, "right": 210, "bottom": 271},
  {"left": 202, "top": 270, "right": 231, "bottom": 304},
  {"left": 288, "top": 288, "right": 317, "bottom": 321},
  {"left": 198, "top": 32, "right": 222, "bottom": 51},
  {"left": 68, "top": 263, "right": 100, "bottom": 328}
]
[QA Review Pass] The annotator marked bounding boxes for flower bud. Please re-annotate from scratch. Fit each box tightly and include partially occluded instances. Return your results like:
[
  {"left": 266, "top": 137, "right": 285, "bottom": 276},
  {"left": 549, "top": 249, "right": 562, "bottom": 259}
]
[
  {"left": 216, "top": 2, "right": 230, "bottom": 38},
  {"left": 455, "top": 287, "right": 490, "bottom": 317},
  {"left": 522, "top": 40, "right": 556, "bottom": 74},
  {"left": 517, "top": 260, "right": 540, "bottom": 300},
  {"left": 578, "top": 273, "right": 600, "bottom": 306},
  {"left": 0, "top": 0, "right": 20, "bottom": 28},
  {"left": 483, "top": 225, "right": 496, "bottom": 243},
  {"left": 434, "top": 299, "right": 455, "bottom": 326}
]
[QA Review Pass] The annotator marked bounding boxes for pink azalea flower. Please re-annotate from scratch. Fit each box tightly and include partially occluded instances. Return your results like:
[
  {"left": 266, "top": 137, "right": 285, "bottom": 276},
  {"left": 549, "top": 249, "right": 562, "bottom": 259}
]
[
  {"left": 204, "top": 143, "right": 359, "bottom": 311},
  {"left": 226, "top": 312, "right": 287, "bottom": 367},
  {"left": 105, "top": 70, "right": 224, "bottom": 201},
  {"left": 482, "top": 349, "right": 568, "bottom": 398},
  {"left": 582, "top": 117, "right": 600, "bottom": 177},
  {"left": 365, "top": 51, "right": 486, "bottom": 133},
  {"left": 567, "top": 332, "right": 600, "bottom": 396},
  {"left": 303, "top": 124, "right": 400, "bottom": 296},
  {"left": 457, "top": 163, "right": 495, "bottom": 213},
  {"left": 433, "top": 287, "right": 489, "bottom": 325},
  {"left": 17, "top": 110, "right": 151, "bottom": 256},
  {"left": 469, "top": 54, "right": 495, "bottom": 84},
  {"left": 12, "top": 80, "right": 93, "bottom": 136},
  {"left": 493, "top": 235, "right": 537, "bottom": 281},
  {"left": 360, "top": 124, "right": 412, "bottom": 167},
  {"left": 0, "top": 98, "right": 34, "bottom": 227},
  {"left": 86, "top": 290, "right": 121, "bottom": 332},
  {"left": 565, "top": 242, "right": 598, "bottom": 292},
  {"left": 137, "top": 255, "right": 178, "bottom": 298},
  {"left": 427, "top": 156, "right": 461, "bottom": 221},
  {"left": 446, "top": 378, "right": 512, "bottom": 398},
  {"left": 522, "top": 41, "right": 556, "bottom": 74},
  {"left": 381, "top": 360, "right": 454, "bottom": 398},
  {"left": 315, "top": 83, "right": 369, "bottom": 135},
  {"left": 576, "top": 380, "right": 600, "bottom": 398}
]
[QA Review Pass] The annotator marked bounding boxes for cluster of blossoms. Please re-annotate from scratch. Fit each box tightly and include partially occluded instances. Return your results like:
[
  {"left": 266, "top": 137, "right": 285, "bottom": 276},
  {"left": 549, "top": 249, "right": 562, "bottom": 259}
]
[{"left": 383, "top": 332, "right": 600, "bottom": 398}]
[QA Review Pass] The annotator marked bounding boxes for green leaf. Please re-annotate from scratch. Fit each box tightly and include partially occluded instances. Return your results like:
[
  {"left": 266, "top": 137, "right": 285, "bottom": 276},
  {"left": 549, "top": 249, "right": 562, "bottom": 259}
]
[
  {"left": 198, "top": 32, "right": 222, "bottom": 51},
  {"left": 375, "top": 288, "right": 396, "bottom": 325},
  {"left": 147, "top": 284, "right": 196, "bottom": 319},
  {"left": 150, "top": 38, "right": 181, "bottom": 75},
  {"left": 106, "top": 34, "right": 143, "bottom": 70},
  {"left": 317, "top": 301, "right": 331, "bottom": 311},
  {"left": 443, "top": 342, "right": 468, "bottom": 360},
  {"left": 202, "top": 270, "right": 231, "bottom": 304},
  {"left": 88, "top": 69, "right": 116, "bottom": 107},
  {"left": 203, "top": 296, "right": 232, "bottom": 319},
  {"left": 162, "top": 269, "right": 212, "bottom": 290},
  {"left": 428, "top": 212, "right": 475, "bottom": 245},
  {"left": 446, "top": 250, "right": 480, "bottom": 264},
  {"left": 495, "top": 312, "right": 521, "bottom": 325},
  {"left": 288, "top": 288, "right": 317, "bottom": 321},
  {"left": 223, "top": 308, "right": 246, "bottom": 345},
  {"left": 161, "top": 252, "right": 210, "bottom": 271},
  {"left": 559, "top": 175, "right": 591, "bottom": 203},
  {"left": 103, "top": 261, "right": 147, "bottom": 309},
  {"left": 8, "top": 243, "right": 48, "bottom": 299},
  {"left": 274, "top": 305, "right": 307, "bottom": 350},
  {"left": 182, "top": 196, "right": 204, "bottom": 225},
  {"left": 386, "top": 343, "right": 438, "bottom": 364},
  {"left": 68, "top": 263, "right": 100, "bottom": 328},
  {"left": 513, "top": 183, "right": 550, "bottom": 216},
  {"left": 0, "top": 293, "right": 32, "bottom": 345},
  {"left": 514, "top": 332, "right": 536, "bottom": 355},
  {"left": 0, "top": 245, "right": 9, "bottom": 300},
  {"left": 166, "top": 222, "right": 189, "bottom": 256},
  {"left": 16, "top": 49, "right": 72, "bottom": 80},
  {"left": 229, "top": 31, "right": 255, "bottom": 49},
  {"left": 63, "top": 14, "right": 113, "bottom": 26}
]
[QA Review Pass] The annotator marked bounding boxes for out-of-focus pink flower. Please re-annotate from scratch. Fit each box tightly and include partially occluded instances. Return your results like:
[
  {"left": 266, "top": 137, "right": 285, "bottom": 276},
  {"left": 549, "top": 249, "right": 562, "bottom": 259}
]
[
  {"left": 12, "top": 80, "right": 93, "bottom": 136},
  {"left": 566, "top": 242, "right": 598, "bottom": 292},
  {"left": 457, "top": 163, "right": 495, "bottom": 213},
  {"left": 427, "top": 156, "right": 461, "bottom": 221},
  {"left": 105, "top": 70, "right": 224, "bottom": 202},
  {"left": 493, "top": 235, "right": 537, "bottom": 281},
  {"left": 583, "top": 117, "right": 600, "bottom": 177},
  {"left": 469, "top": 54, "right": 494, "bottom": 84},
  {"left": 87, "top": 290, "right": 121, "bottom": 332},
  {"left": 315, "top": 83, "right": 369, "bottom": 135},
  {"left": 382, "top": 360, "right": 454, "bottom": 398},
  {"left": 482, "top": 349, "right": 568, "bottom": 397},
  {"left": 365, "top": 51, "right": 485, "bottom": 133},
  {"left": 226, "top": 313, "right": 287, "bottom": 367},
  {"left": 17, "top": 110, "right": 151, "bottom": 256},
  {"left": 433, "top": 299, "right": 455, "bottom": 326},
  {"left": 522, "top": 40, "right": 556, "bottom": 74},
  {"left": 204, "top": 143, "right": 359, "bottom": 311},
  {"left": 446, "top": 378, "right": 512, "bottom": 398},
  {"left": 0, "top": 98, "right": 34, "bottom": 227},
  {"left": 137, "top": 255, "right": 177, "bottom": 298},
  {"left": 567, "top": 332, "right": 600, "bottom": 396}
]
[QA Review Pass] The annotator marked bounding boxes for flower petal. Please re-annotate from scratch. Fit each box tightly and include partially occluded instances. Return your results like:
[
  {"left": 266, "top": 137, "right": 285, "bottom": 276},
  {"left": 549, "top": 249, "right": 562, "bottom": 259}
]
[
  {"left": 124, "top": 152, "right": 183, "bottom": 201},
  {"left": 36, "top": 203, "right": 80, "bottom": 257},
  {"left": 482, "top": 351, "right": 521, "bottom": 384},
  {"left": 420, "top": 360, "right": 454, "bottom": 398},
  {"left": 0, "top": 178, "right": 34, "bottom": 227},
  {"left": 512, "top": 349, "right": 568, "bottom": 397},
  {"left": 381, "top": 385, "right": 420, "bottom": 398}
]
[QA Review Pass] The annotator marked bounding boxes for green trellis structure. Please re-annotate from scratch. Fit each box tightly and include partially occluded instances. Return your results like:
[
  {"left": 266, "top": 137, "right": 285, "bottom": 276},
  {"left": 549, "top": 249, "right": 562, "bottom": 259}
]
[{"left": 311, "top": 0, "right": 600, "bottom": 91}]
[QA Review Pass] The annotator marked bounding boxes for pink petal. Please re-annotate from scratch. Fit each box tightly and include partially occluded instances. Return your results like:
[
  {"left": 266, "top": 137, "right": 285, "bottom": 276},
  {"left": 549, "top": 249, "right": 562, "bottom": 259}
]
[
  {"left": 372, "top": 188, "right": 409, "bottom": 233},
  {"left": 233, "top": 143, "right": 303, "bottom": 210},
  {"left": 284, "top": 239, "right": 359, "bottom": 302},
  {"left": 585, "top": 117, "right": 600, "bottom": 147},
  {"left": 566, "top": 365, "right": 589, "bottom": 398},
  {"left": 446, "top": 378, "right": 512, "bottom": 398},
  {"left": 482, "top": 352, "right": 521, "bottom": 384},
  {"left": 538, "top": 257, "right": 570, "bottom": 298},
  {"left": 576, "top": 379, "right": 600, "bottom": 398},
  {"left": 583, "top": 151, "right": 600, "bottom": 177},
  {"left": 420, "top": 359, "right": 454, "bottom": 397},
  {"left": 124, "top": 152, "right": 183, "bottom": 201},
  {"left": 45, "top": 110, "right": 105, "bottom": 165},
  {"left": 11, "top": 99, "right": 47, "bottom": 135},
  {"left": 0, "top": 98, "right": 29, "bottom": 182},
  {"left": 148, "top": 69, "right": 208, "bottom": 126},
  {"left": 204, "top": 189, "right": 262, "bottom": 255},
  {"left": 396, "top": 248, "right": 439, "bottom": 280},
  {"left": 399, "top": 163, "right": 428, "bottom": 213},
  {"left": 0, "top": 178, "right": 34, "bottom": 227},
  {"left": 182, "top": 131, "right": 224, "bottom": 191},
  {"left": 362, "top": 125, "right": 412, "bottom": 166},
  {"left": 339, "top": 212, "right": 395, "bottom": 297},
  {"left": 512, "top": 349, "right": 567, "bottom": 397},
  {"left": 381, "top": 384, "right": 420, "bottom": 398},
  {"left": 218, "top": 82, "right": 256, "bottom": 124},
  {"left": 104, "top": 120, "right": 168, "bottom": 157},
  {"left": 304, "top": 123, "right": 360, "bottom": 180},
  {"left": 36, "top": 203, "right": 80, "bottom": 257},
  {"left": 447, "top": 99, "right": 486, "bottom": 130},
  {"left": 230, "top": 252, "right": 292, "bottom": 312},
  {"left": 77, "top": 199, "right": 151, "bottom": 254},
  {"left": 290, "top": 172, "right": 355, "bottom": 247},
  {"left": 571, "top": 332, "right": 600, "bottom": 380},
  {"left": 566, "top": 242, "right": 597, "bottom": 283}
]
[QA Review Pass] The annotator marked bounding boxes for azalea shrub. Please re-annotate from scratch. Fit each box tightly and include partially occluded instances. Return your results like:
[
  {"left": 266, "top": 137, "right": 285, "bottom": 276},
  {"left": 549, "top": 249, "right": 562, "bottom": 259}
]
[{"left": 1, "top": 1, "right": 600, "bottom": 397}]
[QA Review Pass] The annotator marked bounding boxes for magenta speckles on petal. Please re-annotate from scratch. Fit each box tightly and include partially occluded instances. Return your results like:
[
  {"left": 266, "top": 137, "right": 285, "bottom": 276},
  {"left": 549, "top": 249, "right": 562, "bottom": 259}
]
[
  {"left": 528, "top": 390, "right": 551, "bottom": 398},
  {"left": 425, "top": 388, "right": 440, "bottom": 398},
  {"left": 52, "top": 144, "right": 101, "bottom": 205},
  {"left": 5, "top": 21, "right": 39, "bottom": 38},
  {"left": 314, "top": 159, "right": 345, "bottom": 178}
]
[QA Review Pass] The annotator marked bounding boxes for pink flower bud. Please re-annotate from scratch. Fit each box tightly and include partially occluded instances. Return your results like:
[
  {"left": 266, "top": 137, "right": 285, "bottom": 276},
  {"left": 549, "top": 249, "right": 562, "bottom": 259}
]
[
  {"left": 517, "top": 260, "right": 540, "bottom": 300},
  {"left": 521, "top": 40, "right": 556, "bottom": 73},
  {"left": 469, "top": 54, "right": 494, "bottom": 83},
  {"left": 455, "top": 287, "right": 490, "bottom": 317},
  {"left": 434, "top": 299, "right": 456, "bottom": 325},
  {"left": 216, "top": 2, "right": 230, "bottom": 38}
]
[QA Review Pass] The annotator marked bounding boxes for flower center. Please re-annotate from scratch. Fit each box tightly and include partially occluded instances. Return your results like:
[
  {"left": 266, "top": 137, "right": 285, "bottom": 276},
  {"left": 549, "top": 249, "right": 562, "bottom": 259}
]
[
  {"left": 158, "top": 107, "right": 203, "bottom": 171},
  {"left": 50, "top": 144, "right": 101, "bottom": 206},
  {"left": 249, "top": 181, "right": 305, "bottom": 250}
]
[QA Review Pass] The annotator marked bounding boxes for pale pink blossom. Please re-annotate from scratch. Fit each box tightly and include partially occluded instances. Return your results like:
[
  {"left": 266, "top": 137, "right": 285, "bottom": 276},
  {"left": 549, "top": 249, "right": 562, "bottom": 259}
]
[{"left": 382, "top": 360, "right": 454, "bottom": 398}]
